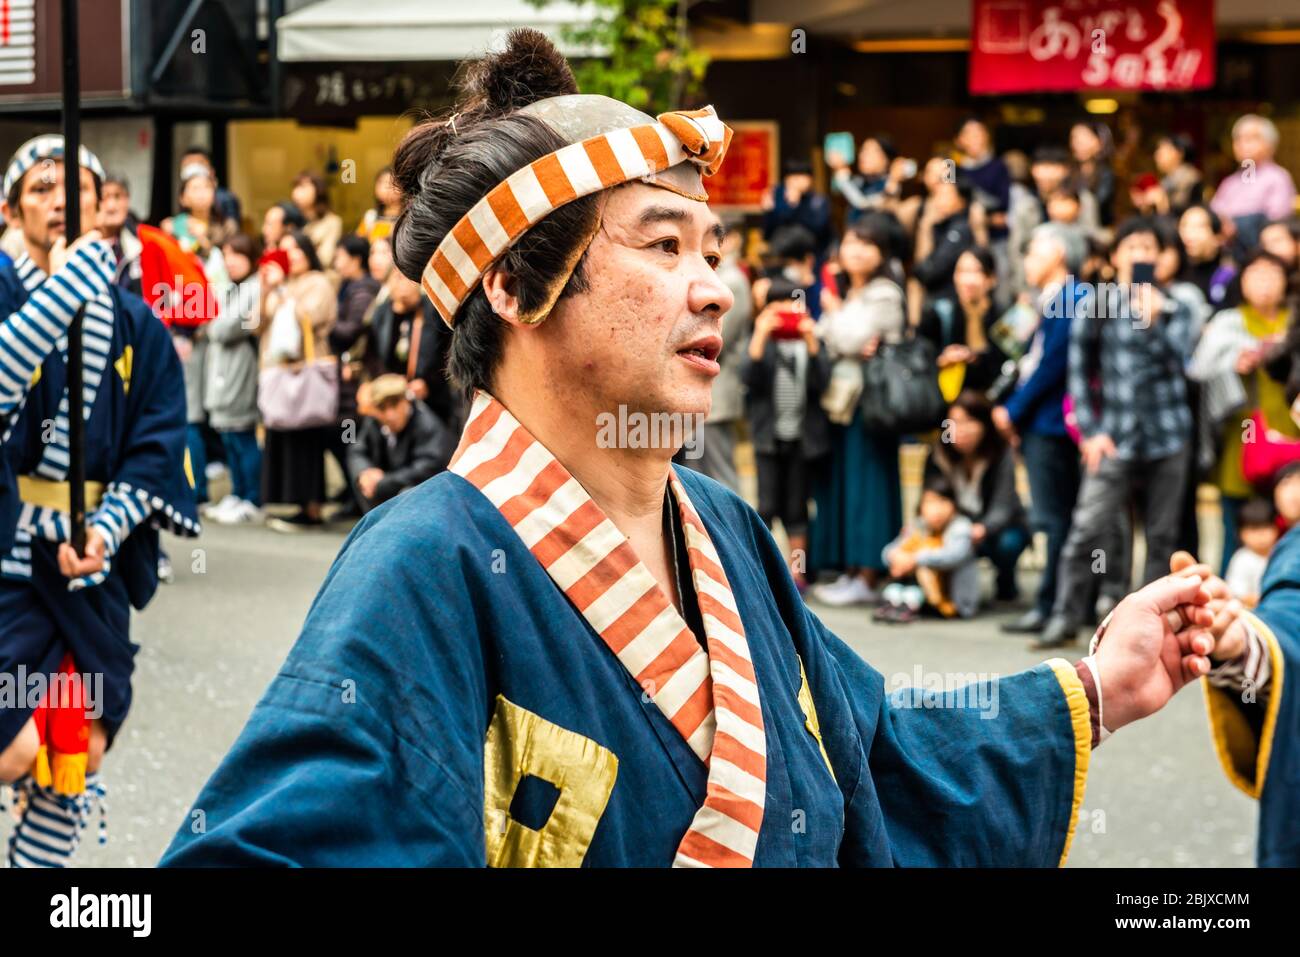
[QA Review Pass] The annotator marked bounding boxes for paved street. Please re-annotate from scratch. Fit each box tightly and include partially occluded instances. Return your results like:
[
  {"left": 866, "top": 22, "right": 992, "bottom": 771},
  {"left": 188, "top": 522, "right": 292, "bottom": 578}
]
[{"left": 2, "top": 515, "right": 1258, "bottom": 868}]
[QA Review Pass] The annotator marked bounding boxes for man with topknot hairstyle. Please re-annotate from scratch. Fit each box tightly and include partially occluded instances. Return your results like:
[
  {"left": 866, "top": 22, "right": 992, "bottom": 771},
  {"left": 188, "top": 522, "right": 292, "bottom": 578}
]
[{"left": 163, "top": 30, "right": 1257, "bottom": 868}]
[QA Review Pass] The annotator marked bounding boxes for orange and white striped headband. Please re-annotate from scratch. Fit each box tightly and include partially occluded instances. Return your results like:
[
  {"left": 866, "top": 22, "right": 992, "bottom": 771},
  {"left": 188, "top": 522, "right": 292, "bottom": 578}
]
[{"left": 421, "top": 101, "right": 733, "bottom": 328}]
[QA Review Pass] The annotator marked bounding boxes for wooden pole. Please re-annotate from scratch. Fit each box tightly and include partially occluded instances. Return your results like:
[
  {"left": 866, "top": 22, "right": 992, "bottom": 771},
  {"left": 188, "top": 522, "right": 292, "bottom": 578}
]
[{"left": 61, "top": 0, "right": 86, "bottom": 555}]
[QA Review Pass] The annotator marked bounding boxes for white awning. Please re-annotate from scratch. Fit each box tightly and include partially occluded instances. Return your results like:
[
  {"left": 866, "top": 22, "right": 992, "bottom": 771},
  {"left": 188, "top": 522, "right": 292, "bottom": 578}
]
[{"left": 276, "top": 0, "right": 605, "bottom": 63}]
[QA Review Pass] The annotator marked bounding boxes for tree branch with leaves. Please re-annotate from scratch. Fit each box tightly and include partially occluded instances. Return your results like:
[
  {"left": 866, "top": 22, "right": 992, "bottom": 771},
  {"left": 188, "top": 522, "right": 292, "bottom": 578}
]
[{"left": 526, "top": 0, "right": 710, "bottom": 113}]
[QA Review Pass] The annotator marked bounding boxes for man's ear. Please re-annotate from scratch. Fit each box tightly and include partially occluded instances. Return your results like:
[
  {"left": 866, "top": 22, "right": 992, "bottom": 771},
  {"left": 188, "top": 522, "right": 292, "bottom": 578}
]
[{"left": 482, "top": 264, "right": 522, "bottom": 325}]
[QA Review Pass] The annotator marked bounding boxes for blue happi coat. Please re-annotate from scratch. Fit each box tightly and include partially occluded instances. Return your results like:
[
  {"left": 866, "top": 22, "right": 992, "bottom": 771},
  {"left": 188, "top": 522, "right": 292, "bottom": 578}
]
[
  {"left": 1210, "top": 523, "right": 1300, "bottom": 867},
  {"left": 162, "top": 452, "right": 1092, "bottom": 867},
  {"left": 0, "top": 244, "right": 198, "bottom": 749}
]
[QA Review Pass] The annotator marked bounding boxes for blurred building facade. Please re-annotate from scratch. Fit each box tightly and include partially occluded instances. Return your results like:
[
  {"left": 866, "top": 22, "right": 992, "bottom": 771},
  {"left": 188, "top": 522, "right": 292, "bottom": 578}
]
[{"left": 0, "top": 0, "right": 1297, "bottom": 230}]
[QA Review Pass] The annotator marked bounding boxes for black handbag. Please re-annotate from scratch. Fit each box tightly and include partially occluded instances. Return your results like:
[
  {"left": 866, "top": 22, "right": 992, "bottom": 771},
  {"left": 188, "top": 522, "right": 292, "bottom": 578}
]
[{"left": 858, "top": 334, "right": 947, "bottom": 435}]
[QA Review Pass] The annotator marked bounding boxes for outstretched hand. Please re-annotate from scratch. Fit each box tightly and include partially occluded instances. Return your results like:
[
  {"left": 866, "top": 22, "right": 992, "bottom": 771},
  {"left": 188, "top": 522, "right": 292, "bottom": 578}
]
[{"left": 1092, "top": 573, "right": 1215, "bottom": 733}]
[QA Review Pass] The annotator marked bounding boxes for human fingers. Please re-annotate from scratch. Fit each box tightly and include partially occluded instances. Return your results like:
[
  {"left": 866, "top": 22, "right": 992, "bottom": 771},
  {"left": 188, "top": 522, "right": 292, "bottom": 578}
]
[
  {"left": 1181, "top": 652, "right": 1212, "bottom": 682},
  {"left": 1139, "top": 574, "right": 1209, "bottom": 614}
]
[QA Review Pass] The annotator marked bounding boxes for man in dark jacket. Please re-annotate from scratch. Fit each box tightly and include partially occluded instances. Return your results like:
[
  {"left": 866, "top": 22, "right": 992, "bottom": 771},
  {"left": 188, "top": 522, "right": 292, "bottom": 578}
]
[
  {"left": 347, "top": 375, "right": 455, "bottom": 512},
  {"left": 995, "top": 223, "right": 1086, "bottom": 636},
  {"left": 761, "top": 160, "right": 831, "bottom": 261},
  {"left": 366, "top": 272, "right": 459, "bottom": 430}
]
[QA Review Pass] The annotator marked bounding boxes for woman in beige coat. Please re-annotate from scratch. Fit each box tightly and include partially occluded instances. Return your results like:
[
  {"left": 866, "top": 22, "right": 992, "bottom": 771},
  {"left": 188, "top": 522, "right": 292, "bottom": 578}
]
[{"left": 258, "top": 229, "right": 338, "bottom": 530}]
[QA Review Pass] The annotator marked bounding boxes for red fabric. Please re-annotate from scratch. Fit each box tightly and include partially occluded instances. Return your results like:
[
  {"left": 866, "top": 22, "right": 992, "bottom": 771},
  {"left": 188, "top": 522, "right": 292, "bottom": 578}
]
[
  {"left": 1241, "top": 409, "right": 1300, "bottom": 488},
  {"left": 970, "top": 0, "right": 1216, "bottom": 95},
  {"left": 46, "top": 653, "right": 89, "bottom": 758},
  {"left": 137, "top": 223, "right": 218, "bottom": 329},
  {"left": 258, "top": 249, "right": 290, "bottom": 275}
]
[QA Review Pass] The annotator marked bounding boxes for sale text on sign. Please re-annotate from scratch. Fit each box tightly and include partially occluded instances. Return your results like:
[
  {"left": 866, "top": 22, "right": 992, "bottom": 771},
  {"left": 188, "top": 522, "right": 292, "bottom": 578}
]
[{"left": 970, "top": 0, "right": 1216, "bottom": 94}]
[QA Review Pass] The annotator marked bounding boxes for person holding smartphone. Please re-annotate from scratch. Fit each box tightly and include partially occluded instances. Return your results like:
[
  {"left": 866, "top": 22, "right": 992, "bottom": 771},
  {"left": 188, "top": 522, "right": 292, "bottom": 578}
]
[
  {"left": 1036, "top": 217, "right": 1200, "bottom": 649},
  {"left": 827, "top": 133, "right": 915, "bottom": 228},
  {"left": 740, "top": 276, "right": 832, "bottom": 593}
]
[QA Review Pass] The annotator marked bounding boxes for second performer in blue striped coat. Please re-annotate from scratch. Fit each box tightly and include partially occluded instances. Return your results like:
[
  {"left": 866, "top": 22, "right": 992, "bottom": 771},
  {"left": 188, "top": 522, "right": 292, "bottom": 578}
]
[{"left": 0, "top": 135, "right": 198, "bottom": 867}]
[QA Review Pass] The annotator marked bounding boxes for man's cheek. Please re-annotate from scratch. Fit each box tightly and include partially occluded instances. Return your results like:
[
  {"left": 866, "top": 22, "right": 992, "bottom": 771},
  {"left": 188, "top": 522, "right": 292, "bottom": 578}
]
[{"left": 598, "top": 287, "right": 652, "bottom": 340}]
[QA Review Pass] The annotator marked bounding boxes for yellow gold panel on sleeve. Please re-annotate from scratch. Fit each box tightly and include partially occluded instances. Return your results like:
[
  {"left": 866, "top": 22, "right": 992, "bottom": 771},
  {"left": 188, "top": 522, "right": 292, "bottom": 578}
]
[
  {"left": 483, "top": 694, "right": 618, "bottom": 867},
  {"left": 796, "top": 655, "right": 836, "bottom": 783},
  {"left": 114, "top": 345, "right": 133, "bottom": 394},
  {"left": 1202, "top": 611, "right": 1285, "bottom": 800},
  {"left": 1045, "top": 657, "right": 1091, "bottom": 868}
]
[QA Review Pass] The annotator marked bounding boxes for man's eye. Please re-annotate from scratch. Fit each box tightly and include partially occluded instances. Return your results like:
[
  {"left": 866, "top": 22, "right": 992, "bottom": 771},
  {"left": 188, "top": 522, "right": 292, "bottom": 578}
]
[{"left": 653, "top": 238, "right": 679, "bottom": 255}]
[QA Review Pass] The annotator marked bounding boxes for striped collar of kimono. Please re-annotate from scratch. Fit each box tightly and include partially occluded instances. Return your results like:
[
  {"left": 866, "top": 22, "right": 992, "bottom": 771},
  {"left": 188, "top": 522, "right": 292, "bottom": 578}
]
[
  {"left": 14, "top": 252, "right": 116, "bottom": 483},
  {"left": 449, "top": 390, "right": 768, "bottom": 867}
]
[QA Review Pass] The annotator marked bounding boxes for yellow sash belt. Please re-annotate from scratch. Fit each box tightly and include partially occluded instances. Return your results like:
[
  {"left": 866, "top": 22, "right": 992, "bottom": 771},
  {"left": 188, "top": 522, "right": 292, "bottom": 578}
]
[{"left": 16, "top": 475, "right": 105, "bottom": 512}]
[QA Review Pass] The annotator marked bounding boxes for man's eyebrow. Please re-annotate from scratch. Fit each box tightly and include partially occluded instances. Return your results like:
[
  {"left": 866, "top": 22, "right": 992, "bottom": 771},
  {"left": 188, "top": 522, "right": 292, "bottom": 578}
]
[
  {"left": 636, "top": 205, "right": 690, "bottom": 229},
  {"left": 636, "top": 204, "right": 726, "bottom": 245}
]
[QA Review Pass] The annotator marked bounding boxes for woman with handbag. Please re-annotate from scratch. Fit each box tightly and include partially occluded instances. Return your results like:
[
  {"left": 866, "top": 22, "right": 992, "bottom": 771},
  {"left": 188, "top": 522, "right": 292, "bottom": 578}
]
[
  {"left": 808, "top": 223, "right": 906, "bottom": 607},
  {"left": 1189, "top": 250, "right": 1297, "bottom": 572},
  {"left": 257, "top": 230, "right": 338, "bottom": 532},
  {"left": 915, "top": 245, "right": 1009, "bottom": 401}
]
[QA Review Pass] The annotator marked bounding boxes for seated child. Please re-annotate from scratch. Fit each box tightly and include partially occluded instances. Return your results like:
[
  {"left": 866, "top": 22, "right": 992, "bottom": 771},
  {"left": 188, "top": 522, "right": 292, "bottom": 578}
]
[
  {"left": 877, "top": 475, "right": 978, "bottom": 623},
  {"left": 1225, "top": 498, "right": 1279, "bottom": 608}
]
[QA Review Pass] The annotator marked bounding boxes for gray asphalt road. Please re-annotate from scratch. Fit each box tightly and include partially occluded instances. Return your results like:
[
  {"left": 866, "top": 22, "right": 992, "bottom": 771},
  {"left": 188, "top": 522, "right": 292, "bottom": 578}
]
[{"left": 2, "top": 520, "right": 1258, "bottom": 867}]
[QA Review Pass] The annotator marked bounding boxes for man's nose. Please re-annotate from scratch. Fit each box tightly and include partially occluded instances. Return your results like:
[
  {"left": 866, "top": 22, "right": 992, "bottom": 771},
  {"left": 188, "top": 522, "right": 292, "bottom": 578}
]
[{"left": 688, "top": 258, "right": 734, "bottom": 318}]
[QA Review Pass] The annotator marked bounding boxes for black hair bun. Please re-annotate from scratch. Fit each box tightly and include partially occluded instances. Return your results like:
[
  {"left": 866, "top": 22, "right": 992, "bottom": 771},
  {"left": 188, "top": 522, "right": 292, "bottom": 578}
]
[
  {"left": 465, "top": 28, "right": 578, "bottom": 116},
  {"left": 393, "top": 29, "right": 577, "bottom": 199}
]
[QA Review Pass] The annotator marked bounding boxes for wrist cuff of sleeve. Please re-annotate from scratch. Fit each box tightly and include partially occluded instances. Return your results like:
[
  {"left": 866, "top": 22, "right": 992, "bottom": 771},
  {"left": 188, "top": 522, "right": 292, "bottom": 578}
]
[
  {"left": 1074, "top": 657, "right": 1103, "bottom": 748},
  {"left": 1080, "top": 654, "right": 1110, "bottom": 745},
  {"left": 88, "top": 517, "right": 121, "bottom": 559}
]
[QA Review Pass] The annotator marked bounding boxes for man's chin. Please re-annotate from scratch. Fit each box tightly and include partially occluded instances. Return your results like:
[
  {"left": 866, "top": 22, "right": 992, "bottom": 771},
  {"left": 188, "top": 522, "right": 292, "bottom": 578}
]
[{"left": 665, "top": 381, "right": 712, "bottom": 422}]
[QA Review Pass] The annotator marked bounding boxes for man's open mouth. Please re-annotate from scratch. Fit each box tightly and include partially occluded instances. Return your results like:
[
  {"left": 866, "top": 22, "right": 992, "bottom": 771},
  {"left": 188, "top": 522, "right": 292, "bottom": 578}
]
[{"left": 676, "top": 336, "right": 722, "bottom": 362}]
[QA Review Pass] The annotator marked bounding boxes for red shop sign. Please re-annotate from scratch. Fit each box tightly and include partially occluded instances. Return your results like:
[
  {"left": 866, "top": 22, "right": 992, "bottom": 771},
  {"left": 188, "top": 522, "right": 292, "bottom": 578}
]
[
  {"left": 706, "top": 121, "right": 778, "bottom": 212},
  {"left": 970, "top": 0, "right": 1216, "bottom": 94}
]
